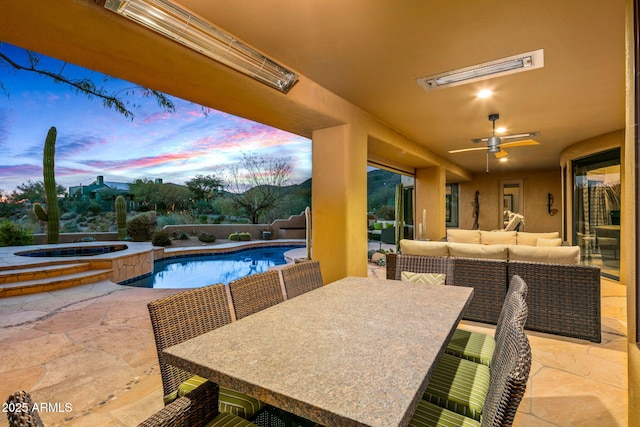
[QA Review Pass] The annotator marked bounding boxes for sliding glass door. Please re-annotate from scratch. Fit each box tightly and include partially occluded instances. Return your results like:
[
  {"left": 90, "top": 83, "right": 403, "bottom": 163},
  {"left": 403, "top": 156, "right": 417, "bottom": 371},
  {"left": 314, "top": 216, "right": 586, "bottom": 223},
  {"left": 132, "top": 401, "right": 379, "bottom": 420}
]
[{"left": 573, "top": 148, "right": 621, "bottom": 279}]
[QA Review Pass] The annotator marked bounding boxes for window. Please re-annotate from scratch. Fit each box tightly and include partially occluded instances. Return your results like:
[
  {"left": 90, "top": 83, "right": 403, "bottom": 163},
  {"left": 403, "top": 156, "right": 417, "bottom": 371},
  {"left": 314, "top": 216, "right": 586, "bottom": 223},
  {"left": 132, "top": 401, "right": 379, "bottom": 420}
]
[
  {"left": 446, "top": 183, "right": 459, "bottom": 228},
  {"left": 573, "top": 148, "right": 620, "bottom": 279}
]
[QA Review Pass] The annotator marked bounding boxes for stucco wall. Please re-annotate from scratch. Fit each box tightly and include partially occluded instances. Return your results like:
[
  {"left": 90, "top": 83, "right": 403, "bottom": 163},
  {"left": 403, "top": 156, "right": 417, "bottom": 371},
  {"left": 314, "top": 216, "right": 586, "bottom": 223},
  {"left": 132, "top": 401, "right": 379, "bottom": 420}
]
[{"left": 457, "top": 169, "right": 563, "bottom": 234}]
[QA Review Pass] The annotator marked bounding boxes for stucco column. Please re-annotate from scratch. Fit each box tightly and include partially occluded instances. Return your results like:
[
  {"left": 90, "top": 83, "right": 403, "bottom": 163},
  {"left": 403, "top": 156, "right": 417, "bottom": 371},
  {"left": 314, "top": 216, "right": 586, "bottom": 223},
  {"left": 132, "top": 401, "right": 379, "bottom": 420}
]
[
  {"left": 312, "top": 124, "right": 368, "bottom": 283},
  {"left": 415, "top": 166, "right": 447, "bottom": 241}
]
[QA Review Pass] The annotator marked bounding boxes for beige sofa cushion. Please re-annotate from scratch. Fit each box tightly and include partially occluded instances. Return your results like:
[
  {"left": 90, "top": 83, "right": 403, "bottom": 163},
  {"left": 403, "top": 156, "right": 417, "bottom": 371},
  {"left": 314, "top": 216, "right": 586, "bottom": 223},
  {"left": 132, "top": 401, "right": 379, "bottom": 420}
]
[
  {"left": 480, "top": 231, "right": 517, "bottom": 245},
  {"left": 516, "top": 231, "right": 560, "bottom": 246},
  {"left": 508, "top": 245, "right": 580, "bottom": 265},
  {"left": 448, "top": 242, "right": 509, "bottom": 260},
  {"left": 447, "top": 229, "right": 481, "bottom": 244},
  {"left": 400, "top": 240, "right": 449, "bottom": 257},
  {"left": 537, "top": 237, "right": 562, "bottom": 247}
]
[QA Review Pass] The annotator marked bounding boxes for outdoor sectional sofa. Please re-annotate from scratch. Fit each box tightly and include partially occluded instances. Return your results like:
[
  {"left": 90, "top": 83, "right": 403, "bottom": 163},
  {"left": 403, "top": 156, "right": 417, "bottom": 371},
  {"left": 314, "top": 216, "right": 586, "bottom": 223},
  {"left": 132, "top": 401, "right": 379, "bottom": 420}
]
[{"left": 386, "top": 229, "right": 602, "bottom": 343}]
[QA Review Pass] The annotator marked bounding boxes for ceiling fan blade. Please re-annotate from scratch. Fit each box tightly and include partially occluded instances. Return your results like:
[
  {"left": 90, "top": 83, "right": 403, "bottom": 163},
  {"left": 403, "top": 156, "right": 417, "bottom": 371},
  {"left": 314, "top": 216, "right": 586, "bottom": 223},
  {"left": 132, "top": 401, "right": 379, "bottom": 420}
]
[
  {"left": 499, "top": 131, "right": 539, "bottom": 142},
  {"left": 499, "top": 139, "right": 540, "bottom": 148},
  {"left": 495, "top": 149, "right": 509, "bottom": 158},
  {"left": 448, "top": 146, "right": 489, "bottom": 154},
  {"left": 471, "top": 131, "right": 539, "bottom": 144}
]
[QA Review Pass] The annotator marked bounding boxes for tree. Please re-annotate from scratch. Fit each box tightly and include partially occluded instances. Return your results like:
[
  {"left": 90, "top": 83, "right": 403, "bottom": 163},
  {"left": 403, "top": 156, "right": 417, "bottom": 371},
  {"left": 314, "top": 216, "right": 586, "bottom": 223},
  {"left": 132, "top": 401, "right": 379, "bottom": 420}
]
[
  {"left": 185, "top": 174, "right": 222, "bottom": 202},
  {"left": 9, "top": 180, "right": 65, "bottom": 204},
  {"left": 0, "top": 45, "right": 175, "bottom": 121},
  {"left": 129, "top": 179, "right": 163, "bottom": 210},
  {"left": 225, "top": 154, "right": 292, "bottom": 224},
  {"left": 160, "top": 184, "right": 194, "bottom": 211}
]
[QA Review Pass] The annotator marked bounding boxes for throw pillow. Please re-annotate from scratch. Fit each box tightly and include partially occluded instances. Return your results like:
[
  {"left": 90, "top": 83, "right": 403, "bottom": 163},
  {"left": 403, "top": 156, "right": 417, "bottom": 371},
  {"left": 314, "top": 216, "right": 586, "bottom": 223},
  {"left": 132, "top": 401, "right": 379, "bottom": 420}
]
[
  {"left": 537, "top": 237, "right": 562, "bottom": 247},
  {"left": 516, "top": 231, "right": 560, "bottom": 246},
  {"left": 401, "top": 271, "right": 446, "bottom": 285},
  {"left": 373, "top": 222, "right": 382, "bottom": 230}
]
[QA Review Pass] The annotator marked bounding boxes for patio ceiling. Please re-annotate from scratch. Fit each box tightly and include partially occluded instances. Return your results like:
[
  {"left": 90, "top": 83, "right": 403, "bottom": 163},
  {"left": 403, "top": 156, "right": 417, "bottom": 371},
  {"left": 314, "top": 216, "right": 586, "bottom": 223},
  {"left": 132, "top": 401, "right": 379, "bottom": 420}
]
[{"left": 0, "top": 0, "right": 626, "bottom": 175}]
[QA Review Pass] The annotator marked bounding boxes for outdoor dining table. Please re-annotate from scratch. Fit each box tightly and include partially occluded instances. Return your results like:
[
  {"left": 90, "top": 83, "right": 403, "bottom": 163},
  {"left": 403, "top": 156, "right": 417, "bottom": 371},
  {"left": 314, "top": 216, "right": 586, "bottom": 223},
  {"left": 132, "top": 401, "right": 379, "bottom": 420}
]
[{"left": 163, "top": 276, "right": 473, "bottom": 427}]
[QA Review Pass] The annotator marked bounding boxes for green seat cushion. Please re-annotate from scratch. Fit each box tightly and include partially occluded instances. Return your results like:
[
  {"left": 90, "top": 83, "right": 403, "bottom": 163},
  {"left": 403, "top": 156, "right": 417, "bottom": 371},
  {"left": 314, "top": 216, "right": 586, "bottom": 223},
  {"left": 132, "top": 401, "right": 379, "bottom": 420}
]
[
  {"left": 219, "top": 386, "right": 266, "bottom": 419},
  {"left": 423, "top": 354, "right": 490, "bottom": 421},
  {"left": 164, "top": 376, "right": 265, "bottom": 419},
  {"left": 409, "top": 400, "right": 480, "bottom": 427},
  {"left": 445, "top": 328, "right": 496, "bottom": 366},
  {"left": 206, "top": 412, "right": 258, "bottom": 427}
]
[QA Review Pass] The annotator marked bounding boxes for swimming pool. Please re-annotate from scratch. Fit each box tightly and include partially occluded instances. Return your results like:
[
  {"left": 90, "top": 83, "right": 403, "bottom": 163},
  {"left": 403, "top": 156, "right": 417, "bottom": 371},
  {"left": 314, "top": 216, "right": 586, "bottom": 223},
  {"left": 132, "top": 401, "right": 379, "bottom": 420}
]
[{"left": 121, "top": 245, "right": 301, "bottom": 289}]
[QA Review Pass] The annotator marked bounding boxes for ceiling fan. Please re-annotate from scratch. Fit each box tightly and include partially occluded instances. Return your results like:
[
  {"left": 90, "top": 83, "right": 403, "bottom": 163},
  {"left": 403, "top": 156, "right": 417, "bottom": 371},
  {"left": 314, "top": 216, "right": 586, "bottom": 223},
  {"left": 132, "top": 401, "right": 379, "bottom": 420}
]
[{"left": 448, "top": 113, "right": 540, "bottom": 159}]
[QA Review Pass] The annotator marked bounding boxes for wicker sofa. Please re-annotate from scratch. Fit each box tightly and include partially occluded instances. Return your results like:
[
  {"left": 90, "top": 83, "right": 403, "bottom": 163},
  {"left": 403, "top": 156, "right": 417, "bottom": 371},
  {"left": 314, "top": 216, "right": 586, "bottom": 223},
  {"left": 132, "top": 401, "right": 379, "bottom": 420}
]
[{"left": 386, "top": 234, "right": 601, "bottom": 343}]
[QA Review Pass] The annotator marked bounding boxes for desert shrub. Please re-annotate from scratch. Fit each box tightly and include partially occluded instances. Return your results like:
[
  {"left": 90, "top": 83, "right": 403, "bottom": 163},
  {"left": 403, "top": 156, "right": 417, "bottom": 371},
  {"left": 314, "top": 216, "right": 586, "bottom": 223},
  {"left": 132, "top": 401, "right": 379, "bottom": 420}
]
[
  {"left": 156, "top": 212, "right": 190, "bottom": 228},
  {"left": 87, "top": 201, "right": 103, "bottom": 216},
  {"left": 199, "top": 215, "right": 208, "bottom": 224},
  {"left": 127, "top": 212, "right": 157, "bottom": 241},
  {"left": 374, "top": 205, "right": 395, "bottom": 220},
  {"left": 178, "top": 232, "right": 190, "bottom": 240},
  {"left": 152, "top": 231, "right": 172, "bottom": 247},
  {"left": 61, "top": 222, "right": 80, "bottom": 233},
  {"left": 198, "top": 232, "right": 217, "bottom": 243},
  {"left": 0, "top": 220, "right": 34, "bottom": 246},
  {"left": 60, "top": 212, "right": 77, "bottom": 220}
]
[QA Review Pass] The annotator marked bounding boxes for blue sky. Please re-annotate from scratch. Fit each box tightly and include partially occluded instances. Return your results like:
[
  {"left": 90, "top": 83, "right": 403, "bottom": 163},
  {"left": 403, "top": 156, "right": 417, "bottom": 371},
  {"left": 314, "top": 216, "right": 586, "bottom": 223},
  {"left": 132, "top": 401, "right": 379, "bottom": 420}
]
[{"left": 0, "top": 43, "right": 312, "bottom": 195}]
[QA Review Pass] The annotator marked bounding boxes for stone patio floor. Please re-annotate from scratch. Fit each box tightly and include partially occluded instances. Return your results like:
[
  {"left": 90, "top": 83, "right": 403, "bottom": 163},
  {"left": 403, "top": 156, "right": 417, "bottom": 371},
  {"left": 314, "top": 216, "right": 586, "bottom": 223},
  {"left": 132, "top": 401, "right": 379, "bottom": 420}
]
[{"left": 0, "top": 255, "right": 627, "bottom": 426}]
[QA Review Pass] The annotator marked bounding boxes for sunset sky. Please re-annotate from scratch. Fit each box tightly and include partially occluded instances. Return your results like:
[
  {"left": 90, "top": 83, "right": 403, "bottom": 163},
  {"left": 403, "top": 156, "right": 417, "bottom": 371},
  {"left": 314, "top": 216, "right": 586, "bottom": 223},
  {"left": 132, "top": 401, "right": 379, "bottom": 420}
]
[{"left": 0, "top": 43, "right": 312, "bottom": 195}]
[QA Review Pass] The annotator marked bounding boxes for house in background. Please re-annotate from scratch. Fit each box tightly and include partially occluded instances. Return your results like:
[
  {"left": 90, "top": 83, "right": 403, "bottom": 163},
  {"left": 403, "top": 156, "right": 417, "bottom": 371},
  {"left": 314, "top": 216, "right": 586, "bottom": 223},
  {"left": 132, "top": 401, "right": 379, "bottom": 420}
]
[
  {"left": 68, "top": 176, "right": 166, "bottom": 202},
  {"left": 68, "top": 175, "right": 131, "bottom": 201}
]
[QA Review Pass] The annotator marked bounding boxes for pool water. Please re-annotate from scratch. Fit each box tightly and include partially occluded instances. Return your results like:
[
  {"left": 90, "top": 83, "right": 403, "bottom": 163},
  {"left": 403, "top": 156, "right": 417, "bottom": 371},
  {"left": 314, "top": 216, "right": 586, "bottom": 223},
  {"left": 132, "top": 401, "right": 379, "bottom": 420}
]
[{"left": 122, "top": 245, "right": 300, "bottom": 289}]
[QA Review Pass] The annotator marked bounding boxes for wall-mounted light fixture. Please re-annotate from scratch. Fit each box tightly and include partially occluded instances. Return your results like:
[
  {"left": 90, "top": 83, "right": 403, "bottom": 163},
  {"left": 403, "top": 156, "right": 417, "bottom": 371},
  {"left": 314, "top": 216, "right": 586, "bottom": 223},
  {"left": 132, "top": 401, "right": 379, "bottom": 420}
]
[
  {"left": 104, "top": 0, "right": 298, "bottom": 93},
  {"left": 547, "top": 192, "right": 558, "bottom": 216}
]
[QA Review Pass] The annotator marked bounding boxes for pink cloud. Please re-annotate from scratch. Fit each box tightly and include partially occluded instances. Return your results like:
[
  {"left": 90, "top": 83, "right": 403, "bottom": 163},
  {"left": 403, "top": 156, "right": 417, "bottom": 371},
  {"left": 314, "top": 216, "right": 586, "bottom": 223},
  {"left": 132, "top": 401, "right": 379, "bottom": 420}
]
[
  {"left": 142, "top": 111, "right": 174, "bottom": 124},
  {"left": 85, "top": 151, "right": 201, "bottom": 170},
  {"left": 0, "top": 164, "right": 41, "bottom": 177}
]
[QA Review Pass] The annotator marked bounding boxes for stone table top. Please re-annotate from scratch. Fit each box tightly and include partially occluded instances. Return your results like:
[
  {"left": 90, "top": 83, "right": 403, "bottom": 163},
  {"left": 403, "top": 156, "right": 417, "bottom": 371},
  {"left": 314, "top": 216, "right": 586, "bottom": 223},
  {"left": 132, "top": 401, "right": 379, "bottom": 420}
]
[{"left": 164, "top": 276, "right": 473, "bottom": 427}]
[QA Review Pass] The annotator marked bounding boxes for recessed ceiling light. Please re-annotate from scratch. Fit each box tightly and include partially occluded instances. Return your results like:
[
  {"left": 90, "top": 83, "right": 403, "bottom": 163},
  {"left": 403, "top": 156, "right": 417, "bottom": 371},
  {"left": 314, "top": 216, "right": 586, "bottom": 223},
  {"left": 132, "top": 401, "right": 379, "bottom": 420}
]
[
  {"left": 499, "top": 157, "right": 508, "bottom": 163},
  {"left": 496, "top": 127, "right": 506, "bottom": 134},
  {"left": 477, "top": 89, "right": 492, "bottom": 98}
]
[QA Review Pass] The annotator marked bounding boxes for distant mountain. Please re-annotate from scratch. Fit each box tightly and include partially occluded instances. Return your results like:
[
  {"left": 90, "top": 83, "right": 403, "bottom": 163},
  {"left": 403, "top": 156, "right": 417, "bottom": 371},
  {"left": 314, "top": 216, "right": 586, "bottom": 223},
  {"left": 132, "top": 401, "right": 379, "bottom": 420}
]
[{"left": 367, "top": 169, "right": 401, "bottom": 213}]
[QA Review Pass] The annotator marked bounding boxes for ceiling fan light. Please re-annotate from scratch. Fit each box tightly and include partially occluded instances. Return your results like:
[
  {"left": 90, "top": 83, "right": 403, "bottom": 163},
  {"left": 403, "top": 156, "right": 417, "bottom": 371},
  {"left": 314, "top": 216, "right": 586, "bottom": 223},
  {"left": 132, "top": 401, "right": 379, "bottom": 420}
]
[{"left": 487, "top": 135, "right": 501, "bottom": 153}]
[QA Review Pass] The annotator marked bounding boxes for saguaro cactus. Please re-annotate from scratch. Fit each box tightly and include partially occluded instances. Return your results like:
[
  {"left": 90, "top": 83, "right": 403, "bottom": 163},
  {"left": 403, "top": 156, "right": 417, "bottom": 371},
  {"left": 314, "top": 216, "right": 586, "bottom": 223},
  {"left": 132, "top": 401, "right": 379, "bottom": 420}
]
[
  {"left": 33, "top": 127, "right": 60, "bottom": 244},
  {"left": 115, "top": 195, "right": 127, "bottom": 240}
]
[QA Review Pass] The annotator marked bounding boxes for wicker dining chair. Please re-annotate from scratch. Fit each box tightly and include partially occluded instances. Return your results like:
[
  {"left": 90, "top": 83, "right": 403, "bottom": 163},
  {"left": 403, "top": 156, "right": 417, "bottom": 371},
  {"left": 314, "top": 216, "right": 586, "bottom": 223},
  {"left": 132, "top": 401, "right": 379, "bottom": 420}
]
[
  {"left": 409, "top": 315, "right": 532, "bottom": 427},
  {"left": 422, "top": 291, "right": 528, "bottom": 422},
  {"left": 147, "top": 283, "right": 265, "bottom": 420},
  {"left": 5, "top": 390, "right": 44, "bottom": 427},
  {"left": 392, "top": 254, "right": 454, "bottom": 284},
  {"left": 446, "top": 275, "right": 528, "bottom": 366},
  {"left": 280, "top": 260, "right": 324, "bottom": 299},
  {"left": 229, "top": 270, "right": 284, "bottom": 320},
  {"left": 138, "top": 381, "right": 257, "bottom": 427}
]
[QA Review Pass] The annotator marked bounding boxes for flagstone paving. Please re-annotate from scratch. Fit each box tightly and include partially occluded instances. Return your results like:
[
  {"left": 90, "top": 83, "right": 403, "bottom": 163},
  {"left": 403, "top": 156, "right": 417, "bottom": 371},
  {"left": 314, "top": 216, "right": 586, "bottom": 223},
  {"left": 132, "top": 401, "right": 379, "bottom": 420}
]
[{"left": 0, "top": 262, "right": 627, "bottom": 426}]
